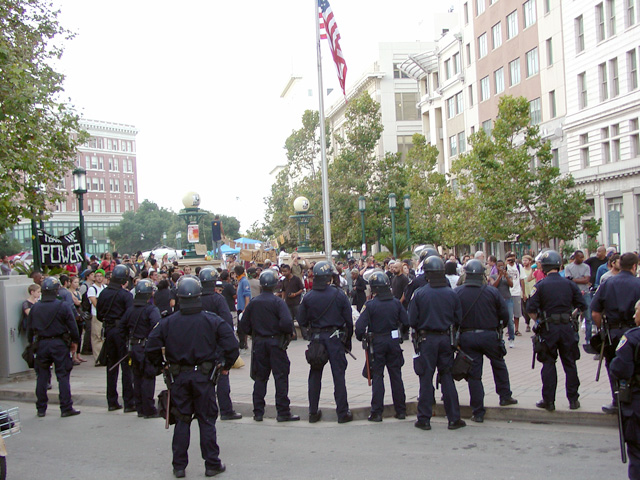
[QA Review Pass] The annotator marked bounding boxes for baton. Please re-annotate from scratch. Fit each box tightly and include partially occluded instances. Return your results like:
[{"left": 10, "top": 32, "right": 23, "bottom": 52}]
[
  {"left": 365, "top": 350, "right": 372, "bottom": 387},
  {"left": 108, "top": 353, "right": 129, "bottom": 372},
  {"left": 165, "top": 388, "right": 171, "bottom": 430},
  {"left": 595, "top": 336, "right": 606, "bottom": 382},
  {"left": 616, "top": 382, "right": 628, "bottom": 464}
]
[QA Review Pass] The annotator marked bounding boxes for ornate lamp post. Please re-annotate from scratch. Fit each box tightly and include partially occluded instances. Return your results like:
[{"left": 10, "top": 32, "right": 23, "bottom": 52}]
[
  {"left": 358, "top": 196, "right": 366, "bottom": 257},
  {"left": 389, "top": 193, "right": 397, "bottom": 258},
  {"left": 178, "top": 192, "right": 207, "bottom": 258},
  {"left": 404, "top": 194, "right": 411, "bottom": 247},
  {"left": 289, "top": 196, "right": 313, "bottom": 253},
  {"left": 72, "top": 167, "right": 88, "bottom": 270}
]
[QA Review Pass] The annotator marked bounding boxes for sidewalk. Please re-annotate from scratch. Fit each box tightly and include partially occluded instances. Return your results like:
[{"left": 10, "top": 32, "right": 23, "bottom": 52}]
[{"left": 0, "top": 330, "right": 616, "bottom": 427}]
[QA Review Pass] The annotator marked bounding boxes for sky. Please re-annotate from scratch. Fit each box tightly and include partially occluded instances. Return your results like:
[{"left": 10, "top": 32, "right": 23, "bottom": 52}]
[{"left": 54, "top": 0, "right": 455, "bottom": 233}]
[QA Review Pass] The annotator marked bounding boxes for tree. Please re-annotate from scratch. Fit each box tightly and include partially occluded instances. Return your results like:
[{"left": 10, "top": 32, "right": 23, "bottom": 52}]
[
  {"left": 108, "top": 201, "right": 175, "bottom": 253},
  {"left": 0, "top": 0, "right": 87, "bottom": 235},
  {"left": 0, "top": 233, "right": 23, "bottom": 257},
  {"left": 283, "top": 110, "right": 328, "bottom": 182},
  {"left": 452, "top": 96, "right": 590, "bottom": 247}
]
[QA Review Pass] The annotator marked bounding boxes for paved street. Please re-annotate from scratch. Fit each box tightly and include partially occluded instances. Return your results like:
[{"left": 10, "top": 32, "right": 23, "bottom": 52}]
[
  {"left": 0, "top": 328, "right": 616, "bottom": 425},
  {"left": 2, "top": 400, "right": 625, "bottom": 480}
]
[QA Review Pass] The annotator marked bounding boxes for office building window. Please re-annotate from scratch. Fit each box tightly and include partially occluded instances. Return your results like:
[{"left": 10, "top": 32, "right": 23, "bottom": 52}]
[
  {"left": 449, "top": 135, "right": 458, "bottom": 156},
  {"left": 549, "top": 90, "right": 557, "bottom": 118},
  {"left": 456, "top": 92, "right": 464, "bottom": 114},
  {"left": 395, "top": 92, "right": 419, "bottom": 121},
  {"left": 529, "top": 98, "right": 541, "bottom": 125},
  {"left": 464, "top": 2, "right": 469, "bottom": 24},
  {"left": 544, "top": 0, "right": 551, "bottom": 14},
  {"left": 492, "top": 22, "right": 502, "bottom": 49},
  {"left": 453, "top": 53, "right": 461, "bottom": 75},
  {"left": 507, "top": 10, "right": 518, "bottom": 38},
  {"left": 578, "top": 72, "right": 588, "bottom": 109},
  {"left": 397, "top": 135, "right": 414, "bottom": 159},
  {"left": 447, "top": 96, "right": 456, "bottom": 118},
  {"left": 476, "top": 0, "right": 485, "bottom": 15},
  {"left": 626, "top": 0, "right": 636, "bottom": 27},
  {"left": 612, "top": 124, "right": 621, "bottom": 162},
  {"left": 599, "top": 62, "right": 609, "bottom": 101},
  {"left": 551, "top": 148, "right": 559, "bottom": 168},
  {"left": 630, "top": 118, "right": 640, "bottom": 157},
  {"left": 480, "top": 76, "right": 490, "bottom": 101},
  {"left": 482, "top": 119, "right": 493, "bottom": 135},
  {"left": 393, "top": 64, "right": 410, "bottom": 79},
  {"left": 468, "top": 85, "right": 474, "bottom": 106},
  {"left": 602, "top": 140, "right": 611, "bottom": 163},
  {"left": 526, "top": 47, "right": 539, "bottom": 77},
  {"left": 596, "top": 3, "right": 606, "bottom": 41},
  {"left": 478, "top": 33, "right": 488, "bottom": 58},
  {"left": 509, "top": 58, "right": 521, "bottom": 85},
  {"left": 628, "top": 49, "right": 639, "bottom": 90},
  {"left": 546, "top": 38, "right": 553, "bottom": 66},
  {"left": 458, "top": 131, "right": 467, "bottom": 153},
  {"left": 607, "top": 0, "right": 617, "bottom": 36},
  {"left": 524, "top": 0, "right": 536, "bottom": 28},
  {"left": 580, "top": 133, "right": 590, "bottom": 167},
  {"left": 466, "top": 43, "right": 472, "bottom": 65},
  {"left": 445, "top": 59, "right": 452, "bottom": 80},
  {"left": 495, "top": 67, "right": 505, "bottom": 94},
  {"left": 609, "top": 58, "right": 619, "bottom": 97},
  {"left": 575, "top": 15, "right": 585, "bottom": 53}
]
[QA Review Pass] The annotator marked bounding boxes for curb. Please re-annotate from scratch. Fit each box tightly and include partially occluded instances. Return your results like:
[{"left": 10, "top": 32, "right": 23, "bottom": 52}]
[{"left": 0, "top": 389, "right": 617, "bottom": 428}]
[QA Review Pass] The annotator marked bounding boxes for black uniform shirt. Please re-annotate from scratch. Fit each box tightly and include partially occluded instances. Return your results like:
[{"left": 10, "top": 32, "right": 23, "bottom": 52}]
[
  {"left": 526, "top": 272, "right": 587, "bottom": 316},
  {"left": 146, "top": 310, "right": 239, "bottom": 370},
  {"left": 298, "top": 286, "right": 353, "bottom": 336},
  {"left": 456, "top": 284, "right": 509, "bottom": 330},
  {"left": 591, "top": 271, "right": 640, "bottom": 325},
  {"left": 202, "top": 292, "right": 233, "bottom": 329},
  {"left": 238, "top": 291, "right": 294, "bottom": 337},
  {"left": 96, "top": 284, "right": 134, "bottom": 325},
  {"left": 118, "top": 304, "right": 161, "bottom": 340},
  {"left": 408, "top": 284, "right": 462, "bottom": 331},
  {"left": 27, "top": 298, "right": 80, "bottom": 344},
  {"left": 610, "top": 327, "right": 640, "bottom": 386},
  {"left": 355, "top": 296, "right": 408, "bottom": 341},
  {"left": 403, "top": 275, "right": 427, "bottom": 307}
]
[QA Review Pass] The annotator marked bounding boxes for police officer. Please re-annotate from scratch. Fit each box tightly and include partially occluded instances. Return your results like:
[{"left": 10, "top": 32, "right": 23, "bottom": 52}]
[
  {"left": 199, "top": 268, "right": 242, "bottom": 421},
  {"left": 238, "top": 269, "right": 299, "bottom": 422},
  {"left": 408, "top": 255, "right": 465, "bottom": 431},
  {"left": 298, "top": 261, "right": 353, "bottom": 423},
  {"left": 97, "top": 264, "right": 135, "bottom": 412},
  {"left": 402, "top": 246, "right": 438, "bottom": 308},
  {"left": 527, "top": 250, "right": 587, "bottom": 411},
  {"left": 591, "top": 252, "right": 640, "bottom": 414},
  {"left": 355, "top": 270, "right": 408, "bottom": 422},
  {"left": 145, "top": 276, "right": 238, "bottom": 478},
  {"left": 456, "top": 260, "right": 518, "bottom": 423},
  {"left": 609, "top": 298, "right": 640, "bottom": 479},
  {"left": 27, "top": 277, "right": 81, "bottom": 418},
  {"left": 118, "top": 279, "right": 161, "bottom": 418}
]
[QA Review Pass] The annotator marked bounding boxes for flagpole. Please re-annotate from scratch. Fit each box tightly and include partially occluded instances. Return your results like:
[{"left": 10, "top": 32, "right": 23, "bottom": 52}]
[{"left": 314, "top": 0, "right": 332, "bottom": 261}]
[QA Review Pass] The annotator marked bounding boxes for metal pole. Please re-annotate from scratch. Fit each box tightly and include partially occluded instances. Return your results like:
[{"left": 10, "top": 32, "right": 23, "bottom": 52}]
[
  {"left": 405, "top": 209, "right": 411, "bottom": 246},
  {"left": 315, "top": 0, "right": 332, "bottom": 261},
  {"left": 31, "top": 216, "right": 41, "bottom": 273},
  {"left": 78, "top": 193, "right": 87, "bottom": 270},
  {"left": 391, "top": 209, "right": 397, "bottom": 258},
  {"left": 360, "top": 211, "right": 366, "bottom": 257}
]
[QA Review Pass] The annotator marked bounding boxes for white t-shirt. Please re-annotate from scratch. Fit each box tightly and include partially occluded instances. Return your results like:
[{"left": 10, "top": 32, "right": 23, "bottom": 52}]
[
  {"left": 507, "top": 263, "right": 523, "bottom": 296},
  {"left": 87, "top": 283, "right": 106, "bottom": 316}
]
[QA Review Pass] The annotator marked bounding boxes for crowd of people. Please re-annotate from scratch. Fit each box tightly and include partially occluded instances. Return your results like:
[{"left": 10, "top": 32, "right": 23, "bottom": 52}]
[{"left": 16, "top": 244, "right": 640, "bottom": 478}]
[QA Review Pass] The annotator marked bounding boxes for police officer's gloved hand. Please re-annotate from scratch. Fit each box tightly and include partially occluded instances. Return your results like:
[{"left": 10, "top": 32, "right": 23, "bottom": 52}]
[
  {"left": 344, "top": 337, "right": 352, "bottom": 352},
  {"left": 532, "top": 321, "right": 540, "bottom": 334}
]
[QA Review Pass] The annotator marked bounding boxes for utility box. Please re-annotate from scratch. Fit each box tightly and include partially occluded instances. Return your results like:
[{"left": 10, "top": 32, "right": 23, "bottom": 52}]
[{"left": 0, "top": 275, "right": 32, "bottom": 378}]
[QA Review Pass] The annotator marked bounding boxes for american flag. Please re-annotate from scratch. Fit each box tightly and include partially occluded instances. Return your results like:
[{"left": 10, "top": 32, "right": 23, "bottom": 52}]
[{"left": 318, "top": 0, "right": 347, "bottom": 97}]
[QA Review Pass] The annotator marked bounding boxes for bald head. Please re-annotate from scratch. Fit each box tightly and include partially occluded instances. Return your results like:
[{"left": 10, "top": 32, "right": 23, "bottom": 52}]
[{"left": 596, "top": 246, "right": 606, "bottom": 260}]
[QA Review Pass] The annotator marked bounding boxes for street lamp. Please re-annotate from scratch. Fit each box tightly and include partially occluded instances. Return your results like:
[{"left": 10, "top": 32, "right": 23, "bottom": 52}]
[
  {"left": 404, "top": 194, "right": 411, "bottom": 246},
  {"left": 290, "top": 196, "right": 313, "bottom": 253},
  {"left": 389, "top": 193, "right": 397, "bottom": 258},
  {"left": 72, "top": 167, "right": 88, "bottom": 270},
  {"left": 358, "top": 196, "right": 366, "bottom": 257}
]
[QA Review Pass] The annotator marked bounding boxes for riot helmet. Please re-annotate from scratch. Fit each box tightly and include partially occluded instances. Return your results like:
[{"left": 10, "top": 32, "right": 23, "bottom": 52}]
[
  {"left": 198, "top": 267, "right": 219, "bottom": 284},
  {"left": 312, "top": 261, "right": 334, "bottom": 290},
  {"left": 259, "top": 269, "right": 279, "bottom": 291},
  {"left": 176, "top": 275, "right": 202, "bottom": 298},
  {"left": 111, "top": 264, "right": 129, "bottom": 285},
  {"left": 134, "top": 279, "right": 156, "bottom": 305},
  {"left": 463, "top": 259, "right": 485, "bottom": 286},
  {"left": 538, "top": 249, "right": 562, "bottom": 274}
]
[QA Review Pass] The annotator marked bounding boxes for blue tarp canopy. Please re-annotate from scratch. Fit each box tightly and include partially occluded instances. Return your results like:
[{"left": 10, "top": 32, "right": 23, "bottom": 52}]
[
  {"left": 233, "top": 237, "right": 261, "bottom": 245},
  {"left": 220, "top": 244, "right": 240, "bottom": 254}
]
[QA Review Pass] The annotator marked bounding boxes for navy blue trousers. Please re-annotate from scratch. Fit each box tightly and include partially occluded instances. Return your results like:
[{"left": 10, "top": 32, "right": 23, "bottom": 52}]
[
  {"left": 104, "top": 326, "right": 135, "bottom": 409},
  {"left": 308, "top": 334, "right": 349, "bottom": 417},
  {"left": 35, "top": 339, "right": 74, "bottom": 413},
  {"left": 171, "top": 370, "right": 222, "bottom": 471},
  {"left": 216, "top": 365, "right": 233, "bottom": 416},
  {"left": 622, "top": 395, "right": 640, "bottom": 480},
  {"left": 369, "top": 337, "right": 405, "bottom": 416},
  {"left": 540, "top": 323, "right": 580, "bottom": 403},
  {"left": 604, "top": 327, "right": 630, "bottom": 404},
  {"left": 251, "top": 338, "right": 291, "bottom": 417},
  {"left": 460, "top": 331, "right": 512, "bottom": 417},
  {"left": 413, "top": 335, "right": 460, "bottom": 423},
  {"left": 130, "top": 344, "right": 157, "bottom": 416}
]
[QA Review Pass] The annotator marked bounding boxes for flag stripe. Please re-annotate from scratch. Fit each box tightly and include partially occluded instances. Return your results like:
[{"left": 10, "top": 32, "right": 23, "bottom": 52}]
[{"left": 318, "top": 0, "right": 347, "bottom": 96}]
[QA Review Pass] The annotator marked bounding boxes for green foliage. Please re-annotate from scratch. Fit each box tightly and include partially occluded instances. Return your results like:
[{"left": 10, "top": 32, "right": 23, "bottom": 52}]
[
  {"left": 12, "top": 260, "right": 63, "bottom": 277},
  {"left": 0, "top": 0, "right": 88, "bottom": 234},
  {"left": 451, "top": 96, "right": 590, "bottom": 247},
  {"left": 561, "top": 243, "right": 575, "bottom": 263},
  {"left": 0, "top": 234, "right": 24, "bottom": 257}
]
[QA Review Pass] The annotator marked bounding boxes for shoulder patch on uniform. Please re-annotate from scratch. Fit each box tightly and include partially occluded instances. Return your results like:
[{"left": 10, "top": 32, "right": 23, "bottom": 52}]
[
  {"left": 616, "top": 335, "right": 628, "bottom": 351},
  {"left": 530, "top": 286, "right": 537, "bottom": 297},
  {"left": 361, "top": 305, "right": 366, "bottom": 313}
]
